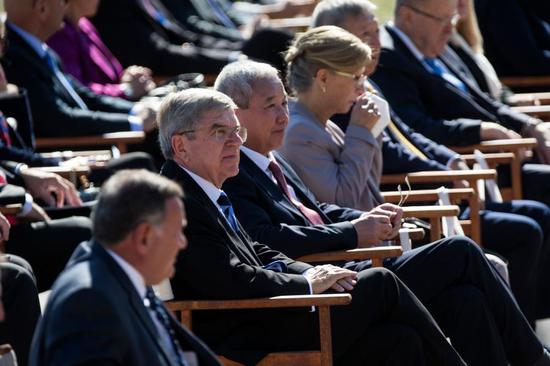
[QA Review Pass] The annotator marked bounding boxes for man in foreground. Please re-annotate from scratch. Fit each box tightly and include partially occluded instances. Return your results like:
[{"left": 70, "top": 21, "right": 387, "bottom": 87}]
[{"left": 30, "top": 169, "right": 221, "bottom": 366}]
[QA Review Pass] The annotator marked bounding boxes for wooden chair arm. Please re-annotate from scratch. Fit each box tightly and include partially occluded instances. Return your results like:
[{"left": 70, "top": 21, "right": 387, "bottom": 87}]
[
  {"left": 0, "top": 204, "right": 23, "bottom": 215},
  {"left": 511, "top": 105, "right": 550, "bottom": 119},
  {"left": 297, "top": 246, "right": 402, "bottom": 264},
  {"left": 452, "top": 138, "right": 537, "bottom": 154},
  {"left": 382, "top": 188, "right": 474, "bottom": 203},
  {"left": 40, "top": 149, "right": 112, "bottom": 159},
  {"left": 36, "top": 131, "right": 145, "bottom": 154},
  {"left": 509, "top": 92, "right": 550, "bottom": 106},
  {"left": 268, "top": 16, "right": 311, "bottom": 31},
  {"left": 501, "top": 76, "right": 550, "bottom": 89},
  {"left": 381, "top": 169, "right": 496, "bottom": 185},
  {"left": 460, "top": 152, "right": 515, "bottom": 166},
  {"left": 165, "top": 294, "right": 352, "bottom": 312},
  {"left": 402, "top": 205, "right": 460, "bottom": 218}
]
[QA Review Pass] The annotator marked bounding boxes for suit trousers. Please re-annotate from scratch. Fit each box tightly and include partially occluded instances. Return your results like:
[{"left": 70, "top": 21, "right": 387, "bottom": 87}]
[
  {"left": 352, "top": 237, "right": 544, "bottom": 366},
  {"left": 6, "top": 216, "right": 92, "bottom": 291},
  {"left": 497, "top": 163, "right": 550, "bottom": 206},
  {"left": 0, "top": 255, "right": 40, "bottom": 366},
  {"left": 215, "top": 267, "right": 465, "bottom": 366}
]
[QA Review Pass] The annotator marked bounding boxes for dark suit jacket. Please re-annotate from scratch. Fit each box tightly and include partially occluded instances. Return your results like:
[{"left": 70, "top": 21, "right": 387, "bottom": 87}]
[
  {"left": 160, "top": 159, "right": 316, "bottom": 363},
  {"left": 475, "top": 0, "right": 550, "bottom": 76},
  {"left": 222, "top": 151, "right": 360, "bottom": 258},
  {"left": 371, "top": 25, "right": 534, "bottom": 146},
  {"left": 2, "top": 24, "right": 133, "bottom": 137},
  {"left": 29, "top": 239, "right": 221, "bottom": 366},
  {"left": 91, "top": 0, "right": 231, "bottom": 76}
]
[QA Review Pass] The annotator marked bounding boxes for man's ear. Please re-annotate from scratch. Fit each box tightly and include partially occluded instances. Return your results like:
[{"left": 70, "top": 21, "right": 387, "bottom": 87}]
[
  {"left": 131, "top": 222, "right": 153, "bottom": 257},
  {"left": 171, "top": 134, "right": 189, "bottom": 163}
]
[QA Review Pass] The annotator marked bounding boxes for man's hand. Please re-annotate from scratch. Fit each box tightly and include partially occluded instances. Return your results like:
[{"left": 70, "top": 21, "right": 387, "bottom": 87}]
[
  {"left": 25, "top": 202, "right": 51, "bottom": 222},
  {"left": 526, "top": 122, "right": 550, "bottom": 164},
  {"left": 0, "top": 213, "right": 10, "bottom": 242},
  {"left": 481, "top": 122, "right": 528, "bottom": 160},
  {"left": 20, "top": 168, "right": 82, "bottom": 207},
  {"left": 304, "top": 265, "right": 357, "bottom": 294},
  {"left": 133, "top": 101, "right": 158, "bottom": 133},
  {"left": 121, "top": 65, "right": 156, "bottom": 100},
  {"left": 368, "top": 203, "right": 403, "bottom": 238},
  {"left": 352, "top": 203, "right": 403, "bottom": 247}
]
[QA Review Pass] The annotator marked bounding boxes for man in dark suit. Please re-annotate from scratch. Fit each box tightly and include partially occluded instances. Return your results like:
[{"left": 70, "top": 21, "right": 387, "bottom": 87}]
[
  {"left": 215, "top": 59, "right": 550, "bottom": 365},
  {"left": 2, "top": 0, "right": 157, "bottom": 138},
  {"left": 369, "top": 0, "right": 550, "bottom": 204},
  {"left": 30, "top": 169, "right": 221, "bottom": 366},
  {"left": 475, "top": 0, "right": 550, "bottom": 77},
  {"left": 91, "top": 0, "right": 236, "bottom": 77},
  {"left": 157, "top": 87, "right": 550, "bottom": 365}
]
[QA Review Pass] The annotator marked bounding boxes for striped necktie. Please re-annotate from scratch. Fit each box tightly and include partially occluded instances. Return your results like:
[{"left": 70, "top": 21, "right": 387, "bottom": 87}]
[{"left": 424, "top": 57, "right": 468, "bottom": 93}]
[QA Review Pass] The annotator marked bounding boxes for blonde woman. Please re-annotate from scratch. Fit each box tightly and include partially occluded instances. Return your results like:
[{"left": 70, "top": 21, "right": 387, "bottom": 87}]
[{"left": 279, "top": 26, "right": 384, "bottom": 211}]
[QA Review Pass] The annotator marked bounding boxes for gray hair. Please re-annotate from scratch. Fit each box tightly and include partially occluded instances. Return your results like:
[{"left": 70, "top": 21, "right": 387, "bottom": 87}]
[
  {"left": 92, "top": 170, "right": 184, "bottom": 246},
  {"left": 394, "top": 0, "right": 432, "bottom": 16},
  {"left": 157, "top": 88, "right": 237, "bottom": 159},
  {"left": 214, "top": 60, "right": 281, "bottom": 109},
  {"left": 311, "top": 0, "right": 377, "bottom": 28}
]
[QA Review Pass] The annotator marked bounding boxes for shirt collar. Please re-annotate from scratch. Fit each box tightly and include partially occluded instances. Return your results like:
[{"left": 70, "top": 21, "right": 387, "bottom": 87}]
[
  {"left": 7, "top": 21, "right": 48, "bottom": 59},
  {"left": 241, "top": 146, "right": 275, "bottom": 175},
  {"left": 177, "top": 163, "right": 223, "bottom": 206},
  {"left": 388, "top": 22, "right": 427, "bottom": 62},
  {"left": 106, "top": 249, "right": 147, "bottom": 299}
]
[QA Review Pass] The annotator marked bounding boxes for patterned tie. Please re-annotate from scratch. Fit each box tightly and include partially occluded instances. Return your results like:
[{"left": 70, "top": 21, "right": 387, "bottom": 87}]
[
  {"left": 145, "top": 287, "right": 188, "bottom": 366},
  {"left": 217, "top": 191, "right": 240, "bottom": 232},
  {"left": 43, "top": 50, "right": 89, "bottom": 110},
  {"left": 424, "top": 57, "right": 468, "bottom": 93},
  {"left": 268, "top": 160, "right": 325, "bottom": 226}
]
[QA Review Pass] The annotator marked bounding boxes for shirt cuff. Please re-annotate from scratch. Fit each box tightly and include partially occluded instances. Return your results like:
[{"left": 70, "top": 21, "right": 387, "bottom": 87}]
[
  {"left": 16, "top": 193, "right": 34, "bottom": 217},
  {"left": 302, "top": 268, "right": 315, "bottom": 295},
  {"left": 128, "top": 115, "right": 143, "bottom": 131},
  {"left": 446, "top": 154, "right": 462, "bottom": 169}
]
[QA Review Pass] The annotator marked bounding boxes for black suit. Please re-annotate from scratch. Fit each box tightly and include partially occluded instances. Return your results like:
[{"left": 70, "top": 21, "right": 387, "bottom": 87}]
[
  {"left": 30, "top": 240, "right": 221, "bottom": 366},
  {"left": 372, "top": 25, "right": 535, "bottom": 147},
  {"left": 223, "top": 150, "right": 548, "bottom": 365},
  {"left": 475, "top": 0, "right": 550, "bottom": 77},
  {"left": 161, "top": 159, "right": 468, "bottom": 366},
  {"left": 91, "top": 0, "right": 232, "bottom": 76},
  {"left": 2, "top": 24, "right": 134, "bottom": 137}
]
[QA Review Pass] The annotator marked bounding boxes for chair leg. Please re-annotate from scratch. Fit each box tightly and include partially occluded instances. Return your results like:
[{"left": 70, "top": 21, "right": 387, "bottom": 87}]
[{"left": 319, "top": 305, "right": 333, "bottom": 366}]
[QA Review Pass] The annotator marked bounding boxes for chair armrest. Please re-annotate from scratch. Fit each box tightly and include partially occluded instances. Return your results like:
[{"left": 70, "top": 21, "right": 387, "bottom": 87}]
[
  {"left": 165, "top": 294, "right": 352, "bottom": 312},
  {"left": 501, "top": 76, "right": 550, "bottom": 89},
  {"left": 511, "top": 105, "right": 550, "bottom": 118},
  {"left": 36, "top": 131, "right": 145, "bottom": 154},
  {"left": 509, "top": 92, "right": 550, "bottom": 106},
  {"left": 460, "top": 152, "right": 515, "bottom": 166},
  {"left": 402, "top": 205, "right": 460, "bottom": 218},
  {"left": 382, "top": 188, "right": 474, "bottom": 203},
  {"left": 269, "top": 16, "right": 311, "bottom": 31},
  {"left": 452, "top": 138, "right": 537, "bottom": 154},
  {"left": 40, "top": 149, "right": 112, "bottom": 159},
  {"left": 381, "top": 169, "right": 496, "bottom": 185},
  {"left": 297, "top": 246, "right": 402, "bottom": 263},
  {"left": 0, "top": 204, "right": 23, "bottom": 215}
]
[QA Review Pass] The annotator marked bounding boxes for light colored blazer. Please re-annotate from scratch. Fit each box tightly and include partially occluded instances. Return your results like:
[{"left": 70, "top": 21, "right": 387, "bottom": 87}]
[{"left": 278, "top": 100, "right": 384, "bottom": 211}]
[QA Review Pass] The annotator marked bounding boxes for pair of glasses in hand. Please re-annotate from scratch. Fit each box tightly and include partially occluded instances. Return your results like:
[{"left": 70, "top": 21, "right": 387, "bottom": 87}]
[{"left": 397, "top": 176, "right": 411, "bottom": 207}]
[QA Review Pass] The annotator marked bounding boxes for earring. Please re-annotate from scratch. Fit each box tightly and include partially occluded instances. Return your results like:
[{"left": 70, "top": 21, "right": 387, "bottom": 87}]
[{"left": 321, "top": 85, "right": 326, "bottom": 93}]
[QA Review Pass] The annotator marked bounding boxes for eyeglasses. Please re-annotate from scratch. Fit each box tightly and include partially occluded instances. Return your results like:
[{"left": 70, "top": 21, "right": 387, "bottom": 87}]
[
  {"left": 397, "top": 176, "right": 411, "bottom": 207},
  {"left": 403, "top": 4, "right": 460, "bottom": 27},
  {"left": 177, "top": 125, "right": 247, "bottom": 142},
  {"left": 332, "top": 70, "right": 366, "bottom": 88}
]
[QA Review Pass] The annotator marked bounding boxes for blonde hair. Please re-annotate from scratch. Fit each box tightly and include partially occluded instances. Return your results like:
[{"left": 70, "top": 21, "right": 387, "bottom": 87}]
[
  {"left": 285, "top": 26, "right": 371, "bottom": 93},
  {"left": 456, "top": 0, "right": 483, "bottom": 54}
]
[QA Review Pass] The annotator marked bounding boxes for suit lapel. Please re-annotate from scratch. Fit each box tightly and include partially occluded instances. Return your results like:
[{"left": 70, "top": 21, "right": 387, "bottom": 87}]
[
  {"left": 5, "top": 27, "right": 81, "bottom": 106},
  {"left": 91, "top": 241, "right": 176, "bottom": 365},
  {"left": 161, "top": 160, "right": 263, "bottom": 267}
]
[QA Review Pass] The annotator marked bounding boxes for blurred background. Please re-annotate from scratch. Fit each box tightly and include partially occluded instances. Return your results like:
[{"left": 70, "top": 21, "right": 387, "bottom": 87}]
[{"left": 372, "top": 0, "right": 395, "bottom": 23}]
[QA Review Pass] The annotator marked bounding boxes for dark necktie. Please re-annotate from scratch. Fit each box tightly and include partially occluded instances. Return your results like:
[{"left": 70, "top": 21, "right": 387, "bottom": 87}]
[
  {"left": 145, "top": 288, "right": 188, "bottom": 366},
  {"left": 424, "top": 57, "right": 468, "bottom": 93},
  {"left": 43, "top": 50, "right": 88, "bottom": 110},
  {"left": 217, "top": 191, "right": 239, "bottom": 232},
  {"left": 268, "top": 160, "right": 324, "bottom": 226}
]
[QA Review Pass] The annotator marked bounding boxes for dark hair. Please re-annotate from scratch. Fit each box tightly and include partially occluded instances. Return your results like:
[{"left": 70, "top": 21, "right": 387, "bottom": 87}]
[{"left": 92, "top": 170, "right": 183, "bottom": 245}]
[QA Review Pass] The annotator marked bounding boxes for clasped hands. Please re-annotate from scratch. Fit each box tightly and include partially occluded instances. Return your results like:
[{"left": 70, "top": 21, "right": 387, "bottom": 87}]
[{"left": 351, "top": 203, "right": 403, "bottom": 248}]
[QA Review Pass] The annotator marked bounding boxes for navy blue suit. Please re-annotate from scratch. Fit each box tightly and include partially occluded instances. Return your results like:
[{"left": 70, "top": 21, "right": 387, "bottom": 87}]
[
  {"left": 223, "top": 150, "right": 547, "bottom": 365},
  {"left": 30, "top": 240, "right": 222, "bottom": 366},
  {"left": 475, "top": 0, "right": 550, "bottom": 77}
]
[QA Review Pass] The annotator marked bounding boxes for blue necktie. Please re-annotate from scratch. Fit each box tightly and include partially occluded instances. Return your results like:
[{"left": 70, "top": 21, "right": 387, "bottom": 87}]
[
  {"left": 424, "top": 57, "right": 468, "bottom": 93},
  {"left": 217, "top": 191, "right": 239, "bottom": 232},
  {"left": 205, "top": 0, "right": 237, "bottom": 29},
  {"left": 145, "top": 288, "right": 188, "bottom": 366},
  {"left": 43, "top": 50, "right": 89, "bottom": 110}
]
